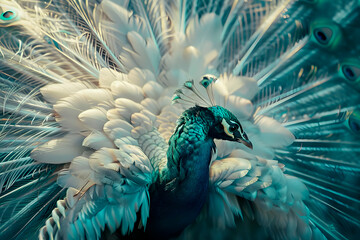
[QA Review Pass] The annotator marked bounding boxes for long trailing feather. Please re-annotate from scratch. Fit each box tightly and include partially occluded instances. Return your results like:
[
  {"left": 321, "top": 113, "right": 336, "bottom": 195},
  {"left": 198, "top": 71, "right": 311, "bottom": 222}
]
[
  {"left": 128, "top": 0, "right": 174, "bottom": 57},
  {"left": 65, "top": 0, "right": 128, "bottom": 72}
]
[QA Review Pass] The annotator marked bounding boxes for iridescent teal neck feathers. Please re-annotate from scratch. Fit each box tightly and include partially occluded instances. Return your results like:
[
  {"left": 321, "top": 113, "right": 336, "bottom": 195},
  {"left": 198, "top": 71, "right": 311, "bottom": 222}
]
[
  {"left": 165, "top": 105, "right": 252, "bottom": 185},
  {"left": 146, "top": 105, "right": 252, "bottom": 238},
  {"left": 165, "top": 106, "right": 216, "bottom": 186}
]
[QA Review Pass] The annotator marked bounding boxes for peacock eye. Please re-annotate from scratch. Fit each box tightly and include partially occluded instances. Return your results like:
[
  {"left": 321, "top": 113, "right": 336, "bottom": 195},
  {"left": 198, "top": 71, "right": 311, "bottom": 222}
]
[{"left": 229, "top": 125, "right": 237, "bottom": 132}]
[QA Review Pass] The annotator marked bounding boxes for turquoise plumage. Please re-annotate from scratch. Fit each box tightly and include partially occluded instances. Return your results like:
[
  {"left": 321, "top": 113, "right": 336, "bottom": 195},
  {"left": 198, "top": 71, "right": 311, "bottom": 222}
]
[
  {"left": 147, "top": 105, "right": 251, "bottom": 238},
  {"left": 0, "top": 0, "right": 359, "bottom": 240}
]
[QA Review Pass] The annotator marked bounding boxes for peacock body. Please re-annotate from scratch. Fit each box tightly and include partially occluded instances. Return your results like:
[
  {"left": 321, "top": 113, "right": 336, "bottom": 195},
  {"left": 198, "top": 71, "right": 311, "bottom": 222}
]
[
  {"left": 147, "top": 105, "right": 236, "bottom": 238},
  {"left": 0, "top": 0, "right": 359, "bottom": 240}
]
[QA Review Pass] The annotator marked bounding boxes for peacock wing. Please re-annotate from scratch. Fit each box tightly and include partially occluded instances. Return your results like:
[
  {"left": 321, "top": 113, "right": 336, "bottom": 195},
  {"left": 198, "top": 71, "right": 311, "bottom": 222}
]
[
  {"left": 29, "top": 64, "right": 187, "bottom": 239},
  {"left": 0, "top": 1, "right": 176, "bottom": 238},
  {"left": 0, "top": 0, "right": 211, "bottom": 238},
  {"left": 1, "top": 0, "right": 359, "bottom": 239},
  {"left": 206, "top": 152, "right": 326, "bottom": 240}
]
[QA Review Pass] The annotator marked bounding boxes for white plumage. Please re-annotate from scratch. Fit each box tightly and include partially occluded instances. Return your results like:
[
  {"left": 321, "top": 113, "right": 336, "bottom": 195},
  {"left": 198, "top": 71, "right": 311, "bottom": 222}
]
[{"left": 0, "top": 0, "right": 359, "bottom": 240}]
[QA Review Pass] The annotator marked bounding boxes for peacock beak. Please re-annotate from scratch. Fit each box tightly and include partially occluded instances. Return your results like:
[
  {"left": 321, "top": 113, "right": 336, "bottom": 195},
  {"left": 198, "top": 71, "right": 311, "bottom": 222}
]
[
  {"left": 234, "top": 131, "right": 253, "bottom": 149},
  {"left": 237, "top": 138, "right": 253, "bottom": 149}
]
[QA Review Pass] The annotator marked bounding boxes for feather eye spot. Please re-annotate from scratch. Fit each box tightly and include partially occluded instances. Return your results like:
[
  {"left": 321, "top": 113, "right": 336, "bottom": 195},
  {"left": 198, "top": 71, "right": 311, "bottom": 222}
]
[
  {"left": 348, "top": 111, "right": 360, "bottom": 134},
  {"left": 201, "top": 79, "right": 211, "bottom": 88},
  {"left": 1, "top": 11, "right": 15, "bottom": 20},
  {"left": 342, "top": 65, "right": 360, "bottom": 82},
  {"left": 350, "top": 120, "right": 360, "bottom": 132},
  {"left": 3, "top": 11, "right": 13, "bottom": 18},
  {"left": 200, "top": 74, "right": 217, "bottom": 89},
  {"left": 316, "top": 30, "right": 327, "bottom": 42},
  {"left": 349, "top": 118, "right": 360, "bottom": 133},
  {"left": 172, "top": 95, "right": 181, "bottom": 102},
  {"left": 314, "top": 28, "right": 332, "bottom": 44},
  {"left": 310, "top": 20, "right": 342, "bottom": 49},
  {"left": 343, "top": 66, "right": 355, "bottom": 79},
  {"left": 184, "top": 81, "right": 193, "bottom": 89}
]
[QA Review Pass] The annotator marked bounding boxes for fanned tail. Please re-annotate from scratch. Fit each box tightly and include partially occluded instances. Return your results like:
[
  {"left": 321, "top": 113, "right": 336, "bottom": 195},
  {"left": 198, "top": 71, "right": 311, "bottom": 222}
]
[
  {"left": 0, "top": 0, "right": 171, "bottom": 238},
  {"left": 250, "top": 1, "right": 360, "bottom": 239},
  {"left": 0, "top": 0, "right": 101, "bottom": 237},
  {"left": 0, "top": 51, "right": 65, "bottom": 238},
  {"left": 178, "top": 0, "right": 360, "bottom": 239},
  {"left": 0, "top": 0, "right": 359, "bottom": 239}
]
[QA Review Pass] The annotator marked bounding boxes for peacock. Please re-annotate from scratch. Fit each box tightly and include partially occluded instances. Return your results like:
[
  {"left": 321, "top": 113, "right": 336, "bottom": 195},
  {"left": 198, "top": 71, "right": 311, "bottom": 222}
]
[{"left": 0, "top": 0, "right": 359, "bottom": 239}]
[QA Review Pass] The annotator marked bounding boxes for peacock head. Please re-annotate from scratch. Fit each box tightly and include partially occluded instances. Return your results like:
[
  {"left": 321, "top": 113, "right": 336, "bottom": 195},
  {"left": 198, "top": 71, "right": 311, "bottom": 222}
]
[
  {"left": 207, "top": 105, "right": 253, "bottom": 149},
  {"left": 173, "top": 74, "right": 253, "bottom": 149}
]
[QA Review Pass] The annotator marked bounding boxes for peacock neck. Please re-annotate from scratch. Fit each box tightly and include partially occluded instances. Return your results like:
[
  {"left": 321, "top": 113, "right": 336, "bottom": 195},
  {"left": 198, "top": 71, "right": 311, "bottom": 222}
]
[
  {"left": 165, "top": 106, "right": 216, "bottom": 191},
  {"left": 146, "top": 107, "right": 216, "bottom": 238}
]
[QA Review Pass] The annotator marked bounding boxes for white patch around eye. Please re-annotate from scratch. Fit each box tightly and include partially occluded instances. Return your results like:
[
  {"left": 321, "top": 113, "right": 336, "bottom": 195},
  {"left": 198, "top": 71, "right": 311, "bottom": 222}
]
[
  {"left": 221, "top": 119, "right": 234, "bottom": 138},
  {"left": 229, "top": 120, "right": 242, "bottom": 133},
  {"left": 229, "top": 120, "right": 239, "bottom": 128}
]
